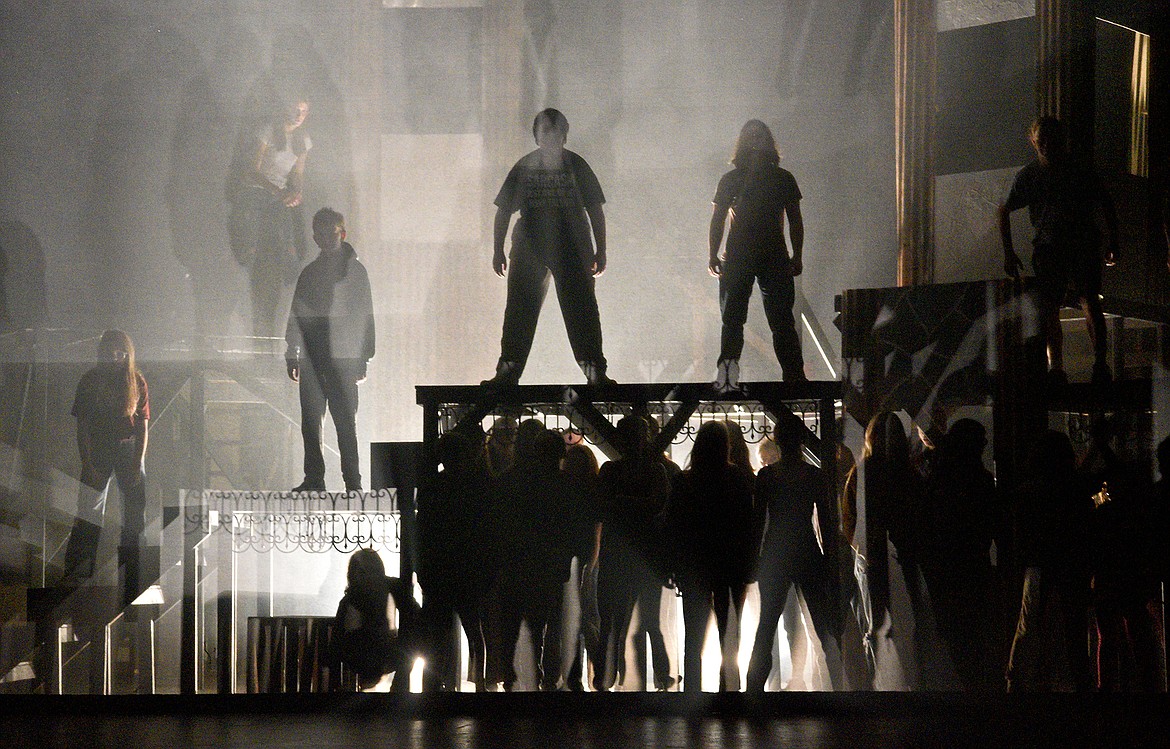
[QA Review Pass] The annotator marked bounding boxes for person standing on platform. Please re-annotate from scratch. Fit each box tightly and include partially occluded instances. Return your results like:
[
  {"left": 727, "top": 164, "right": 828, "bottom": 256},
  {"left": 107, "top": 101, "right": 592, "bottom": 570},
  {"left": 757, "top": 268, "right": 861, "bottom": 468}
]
[
  {"left": 708, "top": 119, "right": 807, "bottom": 392},
  {"left": 286, "top": 208, "right": 374, "bottom": 493},
  {"left": 998, "top": 115, "right": 1120, "bottom": 387},
  {"left": 62, "top": 330, "right": 149, "bottom": 604},
  {"left": 482, "top": 108, "right": 613, "bottom": 388},
  {"left": 228, "top": 97, "right": 312, "bottom": 345}
]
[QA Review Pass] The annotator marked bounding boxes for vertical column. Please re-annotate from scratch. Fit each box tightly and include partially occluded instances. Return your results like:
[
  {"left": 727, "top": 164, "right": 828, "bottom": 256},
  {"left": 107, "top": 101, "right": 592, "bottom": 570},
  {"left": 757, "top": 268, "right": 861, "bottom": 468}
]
[
  {"left": 894, "top": 0, "right": 937, "bottom": 286},
  {"left": 1036, "top": 0, "right": 1095, "bottom": 156}
]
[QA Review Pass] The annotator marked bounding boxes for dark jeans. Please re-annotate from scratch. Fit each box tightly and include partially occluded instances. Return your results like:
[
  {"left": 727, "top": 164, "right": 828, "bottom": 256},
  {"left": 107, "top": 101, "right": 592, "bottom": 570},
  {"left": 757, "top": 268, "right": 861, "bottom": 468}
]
[
  {"left": 229, "top": 187, "right": 305, "bottom": 340},
  {"left": 718, "top": 251, "right": 803, "bottom": 378},
  {"left": 299, "top": 357, "right": 361, "bottom": 490},
  {"left": 498, "top": 247, "right": 605, "bottom": 376},
  {"left": 747, "top": 552, "right": 840, "bottom": 691},
  {"left": 596, "top": 547, "right": 670, "bottom": 690},
  {"left": 64, "top": 436, "right": 146, "bottom": 575}
]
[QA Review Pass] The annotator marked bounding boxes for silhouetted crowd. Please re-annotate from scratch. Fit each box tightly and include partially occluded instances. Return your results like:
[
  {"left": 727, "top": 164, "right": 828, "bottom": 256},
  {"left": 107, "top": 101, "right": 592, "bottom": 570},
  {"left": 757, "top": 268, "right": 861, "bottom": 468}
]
[{"left": 339, "top": 412, "right": 1170, "bottom": 693}]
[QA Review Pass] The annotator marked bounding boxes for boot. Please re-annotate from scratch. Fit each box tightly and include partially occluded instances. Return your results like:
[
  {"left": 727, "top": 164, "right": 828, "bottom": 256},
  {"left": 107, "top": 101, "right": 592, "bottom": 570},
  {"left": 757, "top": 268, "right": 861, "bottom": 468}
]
[
  {"left": 62, "top": 520, "right": 102, "bottom": 584},
  {"left": 481, "top": 360, "right": 521, "bottom": 389},
  {"left": 579, "top": 361, "right": 616, "bottom": 387},
  {"left": 712, "top": 359, "right": 741, "bottom": 394}
]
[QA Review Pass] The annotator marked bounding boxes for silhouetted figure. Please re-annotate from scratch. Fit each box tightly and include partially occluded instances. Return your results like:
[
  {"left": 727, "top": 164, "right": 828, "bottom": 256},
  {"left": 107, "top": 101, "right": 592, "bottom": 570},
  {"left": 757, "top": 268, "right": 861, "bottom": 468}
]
[
  {"left": 998, "top": 116, "right": 1120, "bottom": 386},
  {"left": 229, "top": 96, "right": 312, "bottom": 343},
  {"left": 483, "top": 108, "right": 613, "bottom": 387},
  {"left": 708, "top": 120, "right": 806, "bottom": 392},
  {"left": 1005, "top": 430, "right": 1095, "bottom": 692},
  {"left": 721, "top": 421, "right": 758, "bottom": 689},
  {"left": 1154, "top": 435, "right": 1170, "bottom": 684},
  {"left": 417, "top": 429, "right": 492, "bottom": 691},
  {"left": 921, "top": 418, "right": 999, "bottom": 690},
  {"left": 62, "top": 331, "right": 149, "bottom": 606},
  {"left": 285, "top": 208, "right": 374, "bottom": 492},
  {"left": 333, "top": 548, "right": 416, "bottom": 690},
  {"left": 561, "top": 442, "right": 603, "bottom": 691},
  {"left": 488, "top": 424, "right": 574, "bottom": 690},
  {"left": 595, "top": 416, "right": 673, "bottom": 691},
  {"left": 860, "top": 411, "right": 930, "bottom": 687},
  {"left": 1081, "top": 419, "right": 1163, "bottom": 692},
  {"left": 668, "top": 421, "right": 755, "bottom": 691},
  {"left": 747, "top": 420, "right": 843, "bottom": 691}
]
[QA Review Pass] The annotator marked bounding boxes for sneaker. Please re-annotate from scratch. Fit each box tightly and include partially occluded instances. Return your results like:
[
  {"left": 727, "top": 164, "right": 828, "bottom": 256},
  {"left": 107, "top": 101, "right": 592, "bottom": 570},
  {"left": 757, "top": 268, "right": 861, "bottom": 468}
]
[
  {"left": 712, "top": 359, "right": 742, "bottom": 394},
  {"left": 579, "top": 361, "right": 616, "bottom": 387}
]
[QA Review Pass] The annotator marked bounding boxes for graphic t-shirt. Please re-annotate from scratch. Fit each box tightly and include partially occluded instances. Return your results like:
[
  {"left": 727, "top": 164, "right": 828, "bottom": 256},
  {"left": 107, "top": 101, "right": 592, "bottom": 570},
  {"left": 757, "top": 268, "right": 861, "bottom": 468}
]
[{"left": 494, "top": 149, "right": 604, "bottom": 263}]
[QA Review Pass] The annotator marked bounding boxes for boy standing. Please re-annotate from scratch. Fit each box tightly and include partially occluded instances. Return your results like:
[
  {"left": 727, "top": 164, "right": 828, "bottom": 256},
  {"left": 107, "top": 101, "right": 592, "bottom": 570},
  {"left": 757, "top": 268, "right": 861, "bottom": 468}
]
[
  {"left": 998, "top": 116, "right": 1119, "bottom": 386},
  {"left": 484, "top": 108, "right": 613, "bottom": 388},
  {"left": 286, "top": 208, "right": 375, "bottom": 492}
]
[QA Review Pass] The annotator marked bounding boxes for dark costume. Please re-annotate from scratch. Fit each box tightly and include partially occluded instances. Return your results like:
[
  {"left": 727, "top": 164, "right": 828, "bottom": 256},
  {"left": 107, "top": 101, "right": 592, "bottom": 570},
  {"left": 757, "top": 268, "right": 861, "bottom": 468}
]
[
  {"left": 1002, "top": 157, "right": 1109, "bottom": 307},
  {"left": 595, "top": 455, "right": 672, "bottom": 690},
  {"left": 285, "top": 240, "right": 375, "bottom": 491},
  {"left": 63, "top": 366, "right": 150, "bottom": 592},
  {"left": 486, "top": 454, "right": 575, "bottom": 690},
  {"left": 333, "top": 574, "right": 417, "bottom": 689},
  {"left": 712, "top": 163, "right": 804, "bottom": 378},
  {"left": 417, "top": 436, "right": 493, "bottom": 690},
  {"left": 493, "top": 149, "right": 607, "bottom": 381},
  {"left": 1005, "top": 470, "right": 1094, "bottom": 691},
  {"left": 746, "top": 457, "right": 841, "bottom": 691},
  {"left": 668, "top": 463, "right": 755, "bottom": 691}
]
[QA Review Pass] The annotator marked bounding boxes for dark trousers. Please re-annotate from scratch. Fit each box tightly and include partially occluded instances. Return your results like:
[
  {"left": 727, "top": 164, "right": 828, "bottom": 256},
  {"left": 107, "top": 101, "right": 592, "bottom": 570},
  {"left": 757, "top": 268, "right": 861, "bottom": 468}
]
[
  {"left": 747, "top": 553, "right": 840, "bottom": 691},
  {"left": 64, "top": 437, "right": 146, "bottom": 577},
  {"left": 679, "top": 572, "right": 745, "bottom": 692},
  {"left": 718, "top": 252, "right": 803, "bottom": 378},
  {"left": 494, "top": 566, "right": 564, "bottom": 690},
  {"left": 230, "top": 188, "right": 304, "bottom": 341},
  {"left": 299, "top": 357, "right": 361, "bottom": 490},
  {"left": 498, "top": 247, "right": 605, "bottom": 376},
  {"left": 596, "top": 549, "right": 670, "bottom": 690}
]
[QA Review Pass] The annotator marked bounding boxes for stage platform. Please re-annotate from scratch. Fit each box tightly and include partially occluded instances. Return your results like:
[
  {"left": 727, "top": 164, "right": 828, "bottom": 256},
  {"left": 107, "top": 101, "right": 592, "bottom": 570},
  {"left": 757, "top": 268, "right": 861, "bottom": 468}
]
[{"left": 0, "top": 692, "right": 1166, "bottom": 748}]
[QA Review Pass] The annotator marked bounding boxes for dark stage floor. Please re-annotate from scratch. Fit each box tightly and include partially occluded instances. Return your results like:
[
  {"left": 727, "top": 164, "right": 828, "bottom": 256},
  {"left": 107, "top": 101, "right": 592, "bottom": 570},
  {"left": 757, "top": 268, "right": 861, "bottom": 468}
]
[{"left": 2, "top": 693, "right": 1167, "bottom": 748}]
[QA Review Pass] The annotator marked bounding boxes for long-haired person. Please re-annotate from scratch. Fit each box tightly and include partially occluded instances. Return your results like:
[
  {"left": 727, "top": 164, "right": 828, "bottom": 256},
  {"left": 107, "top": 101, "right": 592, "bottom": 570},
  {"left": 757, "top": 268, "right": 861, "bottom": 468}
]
[
  {"left": 856, "top": 411, "right": 929, "bottom": 687},
  {"left": 62, "top": 330, "right": 149, "bottom": 603},
  {"left": 668, "top": 421, "right": 755, "bottom": 691},
  {"left": 708, "top": 119, "right": 807, "bottom": 391}
]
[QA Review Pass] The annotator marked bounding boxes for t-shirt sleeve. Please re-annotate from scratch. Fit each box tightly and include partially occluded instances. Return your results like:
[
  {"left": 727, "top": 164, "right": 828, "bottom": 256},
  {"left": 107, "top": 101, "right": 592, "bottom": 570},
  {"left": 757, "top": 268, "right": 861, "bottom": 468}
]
[
  {"left": 782, "top": 169, "right": 803, "bottom": 204},
  {"left": 571, "top": 153, "right": 605, "bottom": 206},
  {"left": 493, "top": 162, "right": 523, "bottom": 212},
  {"left": 712, "top": 170, "right": 738, "bottom": 208},
  {"left": 1003, "top": 165, "right": 1033, "bottom": 212},
  {"left": 71, "top": 373, "right": 90, "bottom": 420}
]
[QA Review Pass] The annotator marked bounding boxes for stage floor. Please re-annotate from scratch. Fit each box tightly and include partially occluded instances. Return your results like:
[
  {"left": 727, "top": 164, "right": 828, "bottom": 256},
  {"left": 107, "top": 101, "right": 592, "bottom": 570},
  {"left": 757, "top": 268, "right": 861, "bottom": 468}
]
[{"left": 2, "top": 693, "right": 1167, "bottom": 748}]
